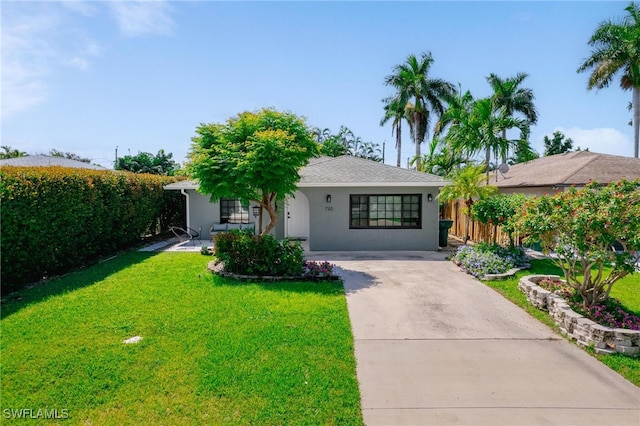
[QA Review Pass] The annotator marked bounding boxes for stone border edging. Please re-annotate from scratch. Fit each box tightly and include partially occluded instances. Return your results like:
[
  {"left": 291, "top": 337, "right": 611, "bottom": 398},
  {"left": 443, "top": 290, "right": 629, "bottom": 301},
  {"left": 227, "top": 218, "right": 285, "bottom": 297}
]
[
  {"left": 452, "top": 259, "right": 530, "bottom": 280},
  {"left": 207, "top": 261, "right": 340, "bottom": 282},
  {"left": 483, "top": 264, "right": 531, "bottom": 280},
  {"left": 519, "top": 275, "right": 640, "bottom": 356}
]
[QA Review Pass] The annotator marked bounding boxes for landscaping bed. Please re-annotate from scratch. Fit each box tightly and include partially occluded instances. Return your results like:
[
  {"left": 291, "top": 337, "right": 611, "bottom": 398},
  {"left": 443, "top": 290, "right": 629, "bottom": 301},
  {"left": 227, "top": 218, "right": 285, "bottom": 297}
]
[
  {"left": 519, "top": 275, "right": 640, "bottom": 355},
  {"left": 452, "top": 242, "right": 529, "bottom": 279}
]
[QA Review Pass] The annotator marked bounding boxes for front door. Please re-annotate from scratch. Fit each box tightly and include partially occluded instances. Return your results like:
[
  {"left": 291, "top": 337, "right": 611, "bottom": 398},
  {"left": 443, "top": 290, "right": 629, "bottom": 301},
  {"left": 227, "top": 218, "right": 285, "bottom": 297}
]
[{"left": 286, "top": 191, "right": 310, "bottom": 240}]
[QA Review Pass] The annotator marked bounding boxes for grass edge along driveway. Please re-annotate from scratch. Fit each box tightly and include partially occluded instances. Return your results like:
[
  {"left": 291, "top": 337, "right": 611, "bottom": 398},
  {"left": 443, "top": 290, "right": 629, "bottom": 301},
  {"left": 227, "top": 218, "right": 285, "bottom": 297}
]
[
  {"left": 481, "top": 258, "right": 640, "bottom": 387},
  {"left": 1, "top": 252, "right": 363, "bottom": 425}
]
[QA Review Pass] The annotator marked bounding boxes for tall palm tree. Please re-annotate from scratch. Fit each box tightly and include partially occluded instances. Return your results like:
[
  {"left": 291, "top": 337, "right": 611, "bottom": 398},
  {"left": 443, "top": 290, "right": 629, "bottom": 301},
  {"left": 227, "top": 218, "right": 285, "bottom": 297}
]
[
  {"left": 578, "top": 2, "right": 640, "bottom": 158},
  {"left": 486, "top": 72, "right": 538, "bottom": 162},
  {"left": 439, "top": 164, "right": 497, "bottom": 242},
  {"left": 438, "top": 94, "right": 529, "bottom": 182},
  {"left": 384, "top": 52, "right": 455, "bottom": 167},
  {"left": 380, "top": 96, "right": 406, "bottom": 167},
  {"left": 435, "top": 89, "right": 476, "bottom": 160}
]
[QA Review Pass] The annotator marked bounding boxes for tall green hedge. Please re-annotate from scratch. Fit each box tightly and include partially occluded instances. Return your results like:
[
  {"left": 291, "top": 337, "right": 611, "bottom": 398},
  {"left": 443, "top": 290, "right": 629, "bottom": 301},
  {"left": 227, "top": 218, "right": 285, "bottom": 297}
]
[{"left": 0, "top": 167, "right": 185, "bottom": 291}]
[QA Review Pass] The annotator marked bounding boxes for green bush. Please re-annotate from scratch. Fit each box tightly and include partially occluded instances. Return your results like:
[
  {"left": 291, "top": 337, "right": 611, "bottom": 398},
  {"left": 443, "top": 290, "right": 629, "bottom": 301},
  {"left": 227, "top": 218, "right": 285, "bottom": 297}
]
[
  {"left": 214, "top": 229, "right": 304, "bottom": 277},
  {"left": 0, "top": 166, "right": 185, "bottom": 291},
  {"left": 471, "top": 193, "right": 528, "bottom": 244}
]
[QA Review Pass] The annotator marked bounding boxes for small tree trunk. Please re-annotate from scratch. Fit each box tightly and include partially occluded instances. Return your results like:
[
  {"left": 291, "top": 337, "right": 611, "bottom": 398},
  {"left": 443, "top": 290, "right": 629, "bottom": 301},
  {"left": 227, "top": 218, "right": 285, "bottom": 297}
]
[
  {"left": 633, "top": 87, "right": 639, "bottom": 158},
  {"left": 485, "top": 146, "right": 491, "bottom": 184},
  {"left": 261, "top": 192, "right": 279, "bottom": 236},
  {"left": 464, "top": 198, "right": 473, "bottom": 243},
  {"left": 396, "top": 123, "right": 402, "bottom": 168},
  {"left": 414, "top": 110, "right": 421, "bottom": 168},
  {"left": 502, "top": 129, "right": 508, "bottom": 164}
]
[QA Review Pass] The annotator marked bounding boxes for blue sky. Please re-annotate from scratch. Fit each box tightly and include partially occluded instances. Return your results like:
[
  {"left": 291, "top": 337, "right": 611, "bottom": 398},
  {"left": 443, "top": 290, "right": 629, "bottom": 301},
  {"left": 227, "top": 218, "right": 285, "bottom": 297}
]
[{"left": 2, "top": 1, "right": 636, "bottom": 168}]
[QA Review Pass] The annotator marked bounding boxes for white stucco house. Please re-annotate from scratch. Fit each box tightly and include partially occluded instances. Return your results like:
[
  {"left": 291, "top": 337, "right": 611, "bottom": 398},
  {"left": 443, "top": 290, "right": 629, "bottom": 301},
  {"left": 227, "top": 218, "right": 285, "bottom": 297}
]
[{"left": 164, "top": 155, "right": 448, "bottom": 251}]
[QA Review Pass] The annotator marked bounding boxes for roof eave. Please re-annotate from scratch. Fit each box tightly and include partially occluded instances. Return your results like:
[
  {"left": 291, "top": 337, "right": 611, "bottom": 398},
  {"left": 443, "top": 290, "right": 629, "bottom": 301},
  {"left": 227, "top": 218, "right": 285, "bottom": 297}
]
[{"left": 298, "top": 181, "right": 449, "bottom": 188}]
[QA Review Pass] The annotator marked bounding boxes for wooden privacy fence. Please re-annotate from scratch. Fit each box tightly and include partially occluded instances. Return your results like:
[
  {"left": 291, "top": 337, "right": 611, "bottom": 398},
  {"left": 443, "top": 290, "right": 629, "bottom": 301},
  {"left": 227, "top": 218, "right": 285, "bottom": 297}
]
[{"left": 441, "top": 199, "right": 517, "bottom": 246}]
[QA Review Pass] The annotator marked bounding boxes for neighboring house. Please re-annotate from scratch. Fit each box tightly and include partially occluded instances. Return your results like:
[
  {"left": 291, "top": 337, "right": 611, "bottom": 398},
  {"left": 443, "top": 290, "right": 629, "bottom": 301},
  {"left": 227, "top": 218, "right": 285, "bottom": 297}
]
[
  {"left": 0, "top": 155, "right": 106, "bottom": 170},
  {"left": 490, "top": 151, "right": 640, "bottom": 196},
  {"left": 164, "top": 155, "right": 448, "bottom": 251}
]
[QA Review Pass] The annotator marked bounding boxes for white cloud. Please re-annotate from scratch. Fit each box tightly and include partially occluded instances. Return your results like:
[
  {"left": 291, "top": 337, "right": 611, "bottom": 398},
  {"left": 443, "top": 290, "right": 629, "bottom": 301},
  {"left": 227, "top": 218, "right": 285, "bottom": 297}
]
[
  {"left": 1, "top": 3, "right": 102, "bottom": 121},
  {"left": 555, "top": 127, "right": 634, "bottom": 157},
  {"left": 109, "top": 1, "right": 174, "bottom": 37},
  {"left": 1, "top": 7, "right": 57, "bottom": 120}
]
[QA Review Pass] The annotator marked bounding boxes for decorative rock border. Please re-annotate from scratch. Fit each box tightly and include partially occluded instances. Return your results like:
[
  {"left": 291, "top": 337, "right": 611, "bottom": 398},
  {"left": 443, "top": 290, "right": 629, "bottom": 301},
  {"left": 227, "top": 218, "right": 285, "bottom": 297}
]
[
  {"left": 519, "top": 275, "right": 640, "bottom": 356},
  {"left": 207, "top": 261, "right": 340, "bottom": 282},
  {"left": 452, "top": 259, "right": 530, "bottom": 280},
  {"left": 483, "top": 264, "right": 531, "bottom": 280}
]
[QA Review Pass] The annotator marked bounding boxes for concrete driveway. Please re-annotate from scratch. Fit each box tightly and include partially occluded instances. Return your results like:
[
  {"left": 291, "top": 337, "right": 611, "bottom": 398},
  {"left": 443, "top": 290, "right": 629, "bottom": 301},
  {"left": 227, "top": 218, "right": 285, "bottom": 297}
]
[{"left": 305, "top": 251, "right": 640, "bottom": 426}]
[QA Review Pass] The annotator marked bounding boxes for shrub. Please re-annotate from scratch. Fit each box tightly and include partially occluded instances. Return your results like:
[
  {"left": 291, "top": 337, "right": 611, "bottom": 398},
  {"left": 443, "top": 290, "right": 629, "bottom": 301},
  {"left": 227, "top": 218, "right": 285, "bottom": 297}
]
[
  {"left": 0, "top": 166, "right": 185, "bottom": 291},
  {"left": 454, "top": 244, "right": 515, "bottom": 278},
  {"left": 214, "top": 230, "right": 304, "bottom": 277},
  {"left": 536, "top": 277, "right": 640, "bottom": 330},
  {"left": 514, "top": 179, "right": 640, "bottom": 308},
  {"left": 577, "top": 299, "right": 640, "bottom": 331},
  {"left": 303, "top": 261, "right": 336, "bottom": 278},
  {"left": 474, "top": 242, "right": 526, "bottom": 267},
  {"left": 471, "top": 193, "right": 528, "bottom": 245}
]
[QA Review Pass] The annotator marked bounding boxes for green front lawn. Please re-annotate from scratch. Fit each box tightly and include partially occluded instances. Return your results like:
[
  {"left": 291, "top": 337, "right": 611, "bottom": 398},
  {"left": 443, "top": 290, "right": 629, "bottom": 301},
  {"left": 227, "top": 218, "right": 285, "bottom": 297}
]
[
  {"left": 481, "top": 259, "right": 640, "bottom": 386},
  {"left": 1, "top": 252, "right": 363, "bottom": 425}
]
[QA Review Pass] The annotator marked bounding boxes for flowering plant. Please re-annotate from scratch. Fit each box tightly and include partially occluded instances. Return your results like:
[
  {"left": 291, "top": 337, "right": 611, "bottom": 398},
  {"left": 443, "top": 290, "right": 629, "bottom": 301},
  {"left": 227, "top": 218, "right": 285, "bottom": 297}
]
[
  {"left": 303, "top": 260, "right": 335, "bottom": 278},
  {"left": 454, "top": 244, "right": 518, "bottom": 278},
  {"left": 573, "top": 298, "right": 640, "bottom": 331},
  {"left": 514, "top": 179, "right": 640, "bottom": 308}
]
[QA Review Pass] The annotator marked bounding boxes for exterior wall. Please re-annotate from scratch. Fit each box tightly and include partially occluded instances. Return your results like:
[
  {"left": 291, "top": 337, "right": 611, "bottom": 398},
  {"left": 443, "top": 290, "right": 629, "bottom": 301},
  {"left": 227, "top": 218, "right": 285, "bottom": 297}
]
[
  {"left": 187, "top": 190, "right": 220, "bottom": 238},
  {"left": 300, "top": 186, "right": 440, "bottom": 251},
  {"left": 184, "top": 190, "right": 272, "bottom": 239}
]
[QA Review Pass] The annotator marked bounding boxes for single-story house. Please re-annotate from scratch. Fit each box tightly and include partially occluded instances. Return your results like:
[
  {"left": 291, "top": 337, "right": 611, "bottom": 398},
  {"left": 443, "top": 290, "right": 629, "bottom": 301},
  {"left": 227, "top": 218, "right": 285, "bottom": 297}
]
[
  {"left": 489, "top": 151, "right": 640, "bottom": 196},
  {"left": 164, "top": 155, "right": 448, "bottom": 251},
  {"left": 0, "top": 155, "right": 106, "bottom": 170}
]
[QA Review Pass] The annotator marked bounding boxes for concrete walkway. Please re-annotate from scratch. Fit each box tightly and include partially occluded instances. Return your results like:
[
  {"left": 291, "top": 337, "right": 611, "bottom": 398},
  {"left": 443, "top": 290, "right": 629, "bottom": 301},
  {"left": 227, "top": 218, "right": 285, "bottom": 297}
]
[{"left": 305, "top": 251, "right": 640, "bottom": 426}]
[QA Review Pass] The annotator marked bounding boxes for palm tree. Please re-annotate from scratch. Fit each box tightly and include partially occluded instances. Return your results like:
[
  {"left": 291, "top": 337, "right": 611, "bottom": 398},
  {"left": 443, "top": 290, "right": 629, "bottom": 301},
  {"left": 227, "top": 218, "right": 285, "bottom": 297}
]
[
  {"left": 439, "top": 164, "right": 497, "bottom": 242},
  {"left": 578, "top": 2, "right": 640, "bottom": 158},
  {"left": 435, "top": 89, "right": 476, "bottom": 159},
  {"left": 438, "top": 93, "right": 529, "bottom": 182},
  {"left": 380, "top": 96, "right": 406, "bottom": 167},
  {"left": 413, "top": 137, "right": 467, "bottom": 177},
  {"left": 474, "top": 98, "right": 530, "bottom": 181},
  {"left": 486, "top": 72, "right": 538, "bottom": 162},
  {"left": 384, "top": 52, "right": 455, "bottom": 167},
  {"left": 0, "top": 146, "right": 27, "bottom": 159}
]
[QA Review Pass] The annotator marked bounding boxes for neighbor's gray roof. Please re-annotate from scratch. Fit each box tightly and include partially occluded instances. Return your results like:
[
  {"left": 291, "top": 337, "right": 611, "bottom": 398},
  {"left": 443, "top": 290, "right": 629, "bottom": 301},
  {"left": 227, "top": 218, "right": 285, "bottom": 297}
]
[
  {"left": 0, "top": 155, "right": 106, "bottom": 170},
  {"left": 164, "top": 155, "right": 448, "bottom": 190},
  {"left": 491, "top": 151, "right": 640, "bottom": 188}
]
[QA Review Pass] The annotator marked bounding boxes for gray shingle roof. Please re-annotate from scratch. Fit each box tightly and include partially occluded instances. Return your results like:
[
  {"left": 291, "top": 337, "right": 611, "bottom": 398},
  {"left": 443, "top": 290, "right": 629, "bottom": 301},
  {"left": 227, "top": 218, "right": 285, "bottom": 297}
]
[
  {"left": 492, "top": 151, "right": 640, "bottom": 188},
  {"left": 299, "top": 155, "right": 447, "bottom": 186},
  {"left": 0, "top": 155, "right": 106, "bottom": 170},
  {"left": 164, "top": 155, "right": 448, "bottom": 190}
]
